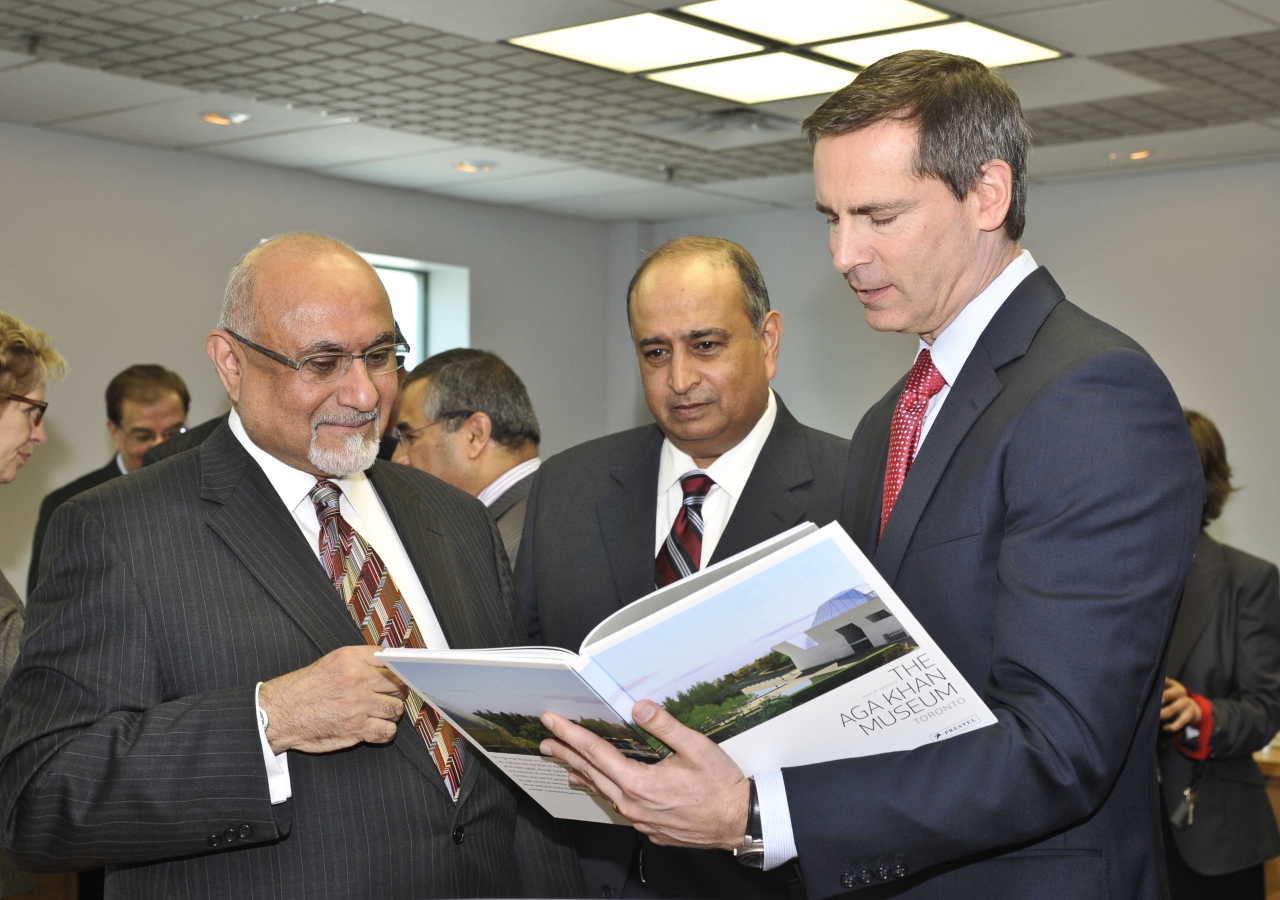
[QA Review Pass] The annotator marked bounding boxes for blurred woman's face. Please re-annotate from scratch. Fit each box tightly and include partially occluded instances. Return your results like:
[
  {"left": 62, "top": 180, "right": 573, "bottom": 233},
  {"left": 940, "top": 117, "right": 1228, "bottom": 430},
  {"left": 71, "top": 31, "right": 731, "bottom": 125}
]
[{"left": 0, "top": 383, "right": 47, "bottom": 484}]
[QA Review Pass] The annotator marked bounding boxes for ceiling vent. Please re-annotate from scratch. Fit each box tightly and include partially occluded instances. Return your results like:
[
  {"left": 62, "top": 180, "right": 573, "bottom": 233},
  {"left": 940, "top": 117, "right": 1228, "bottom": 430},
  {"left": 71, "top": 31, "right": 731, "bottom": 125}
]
[{"left": 624, "top": 109, "right": 802, "bottom": 151}]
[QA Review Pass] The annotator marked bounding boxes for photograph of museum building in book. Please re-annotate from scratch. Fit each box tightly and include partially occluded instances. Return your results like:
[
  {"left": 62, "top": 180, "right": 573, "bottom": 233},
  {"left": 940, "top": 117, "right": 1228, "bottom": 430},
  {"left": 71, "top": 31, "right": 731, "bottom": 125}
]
[{"left": 773, "top": 587, "right": 911, "bottom": 674}]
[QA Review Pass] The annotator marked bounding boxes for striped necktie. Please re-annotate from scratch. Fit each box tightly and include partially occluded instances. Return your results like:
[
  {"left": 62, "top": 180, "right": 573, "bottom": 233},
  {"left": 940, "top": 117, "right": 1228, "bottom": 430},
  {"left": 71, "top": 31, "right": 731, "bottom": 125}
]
[
  {"left": 310, "top": 480, "right": 466, "bottom": 800},
  {"left": 655, "top": 472, "right": 714, "bottom": 588}
]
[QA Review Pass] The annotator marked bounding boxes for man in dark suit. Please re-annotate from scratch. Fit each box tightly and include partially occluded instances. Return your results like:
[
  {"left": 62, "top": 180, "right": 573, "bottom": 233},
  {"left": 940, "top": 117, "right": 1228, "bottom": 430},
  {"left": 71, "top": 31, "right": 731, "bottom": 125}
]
[
  {"left": 395, "top": 349, "right": 541, "bottom": 565},
  {"left": 0, "top": 233, "right": 580, "bottom": 899},
  {"left": 540, "top": 52, "right": 1203, "bottom": 900},
  {"left": 518, "top": 236, "right": 848, "bottom": 897},
  {"left": 28, "top": 363, "right": 189, "bottom": 593}
]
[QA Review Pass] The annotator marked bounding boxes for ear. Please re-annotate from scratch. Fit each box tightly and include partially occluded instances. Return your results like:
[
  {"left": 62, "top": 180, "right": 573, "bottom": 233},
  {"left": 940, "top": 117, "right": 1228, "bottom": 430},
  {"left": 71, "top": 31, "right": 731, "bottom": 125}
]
[
  {"left": 463, "top": 412, "right": 493, "bottom": 461},
  {"left": 973, "top": 159, "right": 1013, "bottom": 234},
  {"left": 758, "top": 310, "right": 783, "bottom": 381},
  {"left": 207, "top": 330, "right": 244, "bottom": 405},
  {"left": 106, "top": 419, "right": 125, "bottom": 453}
]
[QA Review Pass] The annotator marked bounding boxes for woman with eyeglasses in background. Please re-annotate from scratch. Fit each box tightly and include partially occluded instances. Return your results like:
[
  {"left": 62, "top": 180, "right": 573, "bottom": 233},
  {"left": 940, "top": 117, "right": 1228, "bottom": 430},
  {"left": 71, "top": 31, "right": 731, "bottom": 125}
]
[{"left": 0, "top": 311, "right": 63, "bottom": 897}]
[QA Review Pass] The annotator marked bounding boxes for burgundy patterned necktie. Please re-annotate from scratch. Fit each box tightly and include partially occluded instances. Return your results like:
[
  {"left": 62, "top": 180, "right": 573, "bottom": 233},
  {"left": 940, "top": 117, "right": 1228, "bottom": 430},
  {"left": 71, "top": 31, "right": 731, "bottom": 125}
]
[
  {"left": 880, "top": 349, "right": 947, "bottom": 539},
  {"left": 655, "top": 472, "right": 714, "bottom": 588},
  {"left": 310, "top": 480, "right": 466, "bottom": 800}
]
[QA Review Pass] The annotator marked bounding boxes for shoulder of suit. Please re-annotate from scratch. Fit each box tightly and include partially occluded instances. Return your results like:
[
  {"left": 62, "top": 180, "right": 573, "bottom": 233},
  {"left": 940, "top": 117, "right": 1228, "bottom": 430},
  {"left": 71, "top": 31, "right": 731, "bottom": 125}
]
[
  {"left": 1217, "top": 540, "right": 1280, "bottom": 587},
  {"left": 41, "top": 460, "right": 123, "bottom": 511},
  {"left": 1033, "top": 298, "right": 1150, "bottom": 362},
  {"left": 369, "top": 459, "right": 488, "bottom": 514},
  {"left": 538, "top": 423, "right": 661, "bottom": 477}
]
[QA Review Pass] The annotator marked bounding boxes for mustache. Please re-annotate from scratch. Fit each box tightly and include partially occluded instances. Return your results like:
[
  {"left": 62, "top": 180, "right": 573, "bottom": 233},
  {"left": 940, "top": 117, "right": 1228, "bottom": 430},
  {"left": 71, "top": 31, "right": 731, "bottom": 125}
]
[{"left": 312, "top": 409, "right": 379, "bottom": 430}]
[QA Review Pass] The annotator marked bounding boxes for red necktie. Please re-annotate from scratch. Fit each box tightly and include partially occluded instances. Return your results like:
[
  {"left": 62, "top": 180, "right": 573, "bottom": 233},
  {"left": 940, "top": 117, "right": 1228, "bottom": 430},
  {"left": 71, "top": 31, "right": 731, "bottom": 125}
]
[
  {"left": 655, "top": 472, "right": 714, "bottom": 588},
  {"left": 311, "top": 480, "right": 466, "bottom": 800},
  {"left": 880, "top": 349, "right": 947, "bottom": 539}
]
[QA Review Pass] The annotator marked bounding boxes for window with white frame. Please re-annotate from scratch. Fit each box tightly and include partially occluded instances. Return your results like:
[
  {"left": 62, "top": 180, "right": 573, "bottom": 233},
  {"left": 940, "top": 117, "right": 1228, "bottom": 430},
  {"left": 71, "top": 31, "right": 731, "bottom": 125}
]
[{"left": 361, "top": 252, "right": 470, "bottom": 371}]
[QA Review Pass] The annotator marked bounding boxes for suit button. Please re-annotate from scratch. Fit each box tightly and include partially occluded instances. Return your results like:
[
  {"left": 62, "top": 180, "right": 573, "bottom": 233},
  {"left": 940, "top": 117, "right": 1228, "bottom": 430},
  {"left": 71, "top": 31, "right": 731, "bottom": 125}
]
[
  {"left": 237, "top": 824, "right": 252, "bottom": 840},
  {"left": 893, "top": 863, "right": 908, "bottom": 879},
  {"left": 840, "top": 872, "right": 857, "bottom": 889},
  {"left": 601, "top": 886, "right": 615, "bottom": 898},
  {"left": 452, "top": 825, "right": 465, "bottom": 845},
  {"left": 223, "top": 827, "right": 238, "bottom": 843},
  {"left": 207, "top": 834, "right": 222, "bottom": 849},
  {"left": 857, "top": 869, "right": 874, "bottom": 885},
  {"left": 876, "top": 865, "right": 891, "bottom": 880}
]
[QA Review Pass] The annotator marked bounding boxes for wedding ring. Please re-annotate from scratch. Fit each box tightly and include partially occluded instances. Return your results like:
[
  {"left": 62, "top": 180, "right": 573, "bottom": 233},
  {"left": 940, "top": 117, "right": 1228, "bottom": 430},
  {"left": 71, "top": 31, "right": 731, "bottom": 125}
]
[{"left": 612, "top": 802, "right": 620, "bottom": 813}]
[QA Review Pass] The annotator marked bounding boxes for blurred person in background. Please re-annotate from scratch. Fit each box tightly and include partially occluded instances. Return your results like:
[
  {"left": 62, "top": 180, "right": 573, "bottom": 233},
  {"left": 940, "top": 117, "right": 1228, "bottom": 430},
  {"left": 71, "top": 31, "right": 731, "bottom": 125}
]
[
  {"left": 1160, "top": 409, "right": 1280, "bottom": 900},
  {"left": 395, "top": 349, "right": 540, "bottom": 564},
  {"left": 0, "top": 310, "right": 64, "bottom": 897},
  {"left": 28, "top": 364, "right": 188, "bottom": 593}
]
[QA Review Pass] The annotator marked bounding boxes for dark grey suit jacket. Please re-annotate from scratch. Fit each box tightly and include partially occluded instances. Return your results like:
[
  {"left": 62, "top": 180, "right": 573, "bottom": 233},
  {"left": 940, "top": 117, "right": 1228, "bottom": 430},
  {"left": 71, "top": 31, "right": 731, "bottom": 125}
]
[
  {"left": 0, "top": 423, "right": 582, "bottom": 899},
  {"left": 517, "top": 396, "right": 847, "bottom": 900},
  {"left": 1160, "top": 531, "right": 1280, "bottom": 877},
  {"left": 490, "top": 471, "right": 535, "bottom": 568},
  {"left": 795, "top": 268, "right": 1203, "bottom": 899},
  {"left": 28, "top": 457, "right": 122, "bottom": 595}
]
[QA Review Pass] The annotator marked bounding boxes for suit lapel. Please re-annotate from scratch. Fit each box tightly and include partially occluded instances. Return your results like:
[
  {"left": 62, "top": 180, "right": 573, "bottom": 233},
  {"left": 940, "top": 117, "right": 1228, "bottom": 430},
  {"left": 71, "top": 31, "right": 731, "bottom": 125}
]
[
  {"left": 1166, "top": 532, "right": 1225, "bottom": 679},
  {"left": 597, "top": 428, "right": 663, "bottom": 605},
  {"left": 871, "top": 268, "right": 1066, "bottom": 584},
  {"left": 486, "top": 472, "right": 534, "bottom": 523},
  {"left": 846, "top": 393, "right": 898, "bottom": 558},
  {"left": 712, "top": 399, "right": 810, "bottom": 563}
]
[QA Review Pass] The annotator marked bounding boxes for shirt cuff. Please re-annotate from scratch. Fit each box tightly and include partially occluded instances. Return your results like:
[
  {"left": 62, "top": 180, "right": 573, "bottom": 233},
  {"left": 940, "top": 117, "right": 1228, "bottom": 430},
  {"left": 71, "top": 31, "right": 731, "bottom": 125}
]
[
  {"left": 256, "top": 681, "right": 292, "bottom": 804},
  {"left": 1174, "top": 693, "right": 1215, "bottom": 761},
  {"left": 755, "top": 769, "right": 798, "bottom": 871}
]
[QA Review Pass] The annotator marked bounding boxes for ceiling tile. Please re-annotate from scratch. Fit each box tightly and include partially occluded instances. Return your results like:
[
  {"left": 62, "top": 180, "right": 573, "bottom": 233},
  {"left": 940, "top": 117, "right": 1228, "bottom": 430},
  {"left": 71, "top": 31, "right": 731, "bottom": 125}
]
[
  {"left": 700, "top": 171, "right": 816, "bottom": 207},
  {"left": 1226, "top": 0, "right": 1280, "bottom": 26},
  {"left": 429, "top": 166, "right": 656, "bottom": 203},
  {"left": 749, "top": 93, "right": 829, "bottom": 123},
  {"left": 0, "top": 61, "right": 194, "bottom": 124},
  {"left": 323, "top": 143, "right": 572, "bottom": 190},
  {"left": 340, "top": 0, "right": 650, "bottom": 43},
  {"left": 987, "top": 0, "right": 1276, "bottom": 56},
  {"left": 0, "top": 49, "right": 32, "bottom": 71},
  {"left": 1028, "top": 120, "right": 1280, "bottom": 179},
  {"left": 200, "top": 121, "right": 456, "bottom": 167},
  {"left": 999, "top": 57, "right": 1168, "bottom": 110},
  {"left": 55, "top": 92, "right": 338, "bottom": 148},
  {"left": 530, "top": 184, "right": 772, "bottom": 221}
]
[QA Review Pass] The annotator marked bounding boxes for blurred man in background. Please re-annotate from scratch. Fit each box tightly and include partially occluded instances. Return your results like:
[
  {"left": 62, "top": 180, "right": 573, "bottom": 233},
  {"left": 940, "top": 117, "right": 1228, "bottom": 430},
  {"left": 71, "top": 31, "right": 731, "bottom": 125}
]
[{"left": 28, "top": 363, "right": 188, "bottom": 593}]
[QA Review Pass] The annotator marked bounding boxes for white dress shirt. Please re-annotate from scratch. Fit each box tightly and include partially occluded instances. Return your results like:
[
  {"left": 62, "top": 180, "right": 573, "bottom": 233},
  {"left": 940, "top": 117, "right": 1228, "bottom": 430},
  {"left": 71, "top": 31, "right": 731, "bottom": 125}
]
[
  {"left": 114, "top": 453, "right": 127, "bottom": 476},
  {"left": 229, "top": 409, "right": 448, "bottom": 804},
  {"left": 654, "top": 390, "right": 777, "bottom": 567},
  {"left": 754, "top": 250, "right": 1038, "bottom": 870},
  {"left": 477, "top": 457, "right": 542, "bottom": 508}
]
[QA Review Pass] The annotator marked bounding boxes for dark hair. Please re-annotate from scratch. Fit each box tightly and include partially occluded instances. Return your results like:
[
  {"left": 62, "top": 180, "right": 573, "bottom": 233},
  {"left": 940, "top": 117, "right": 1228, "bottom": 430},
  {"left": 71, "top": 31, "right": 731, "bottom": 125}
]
[
  {"left": 802, "top": 50, "right": 1032, "bottom": 242},
  {"left": 418, "top": 350, "right": 540, "bottom": 450},
  {"left": 403, "top": 347, "right": 490, "bottom": 388},
  {"left": 626, "top": 236, "right": 770, "bottom": 335},
  {"left": 105, "top": 365, "right": 190, "bottom": 425},
  {"left": 1184, "top": 410, "right": 1235, "bottom": 526}
]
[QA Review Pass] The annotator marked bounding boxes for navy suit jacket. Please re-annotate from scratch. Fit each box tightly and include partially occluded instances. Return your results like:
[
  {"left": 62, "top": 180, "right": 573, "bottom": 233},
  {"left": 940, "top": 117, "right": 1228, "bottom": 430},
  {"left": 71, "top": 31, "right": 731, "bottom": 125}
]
[{"left": 787, "top": 268, "right": 1203, "bottom": 899}]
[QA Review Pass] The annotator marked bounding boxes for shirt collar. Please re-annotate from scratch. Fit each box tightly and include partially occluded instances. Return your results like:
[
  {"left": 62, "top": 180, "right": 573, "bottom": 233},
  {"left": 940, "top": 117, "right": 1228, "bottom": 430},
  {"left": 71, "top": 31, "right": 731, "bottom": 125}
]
[
  {"left": 115, "top": 453, "right": 128, "bottom": 476},
  {"left": 228, "top": 408, "right": 369, "bottom": 515},
  {"left": 920, "top": 249, "right": 1038, "bottom": 385},
  {"left": 657, "top": 389, "right": 777, "bottom": 499},
  {"left": 477, "top": 457, "right": 542, "bottom": 507}
]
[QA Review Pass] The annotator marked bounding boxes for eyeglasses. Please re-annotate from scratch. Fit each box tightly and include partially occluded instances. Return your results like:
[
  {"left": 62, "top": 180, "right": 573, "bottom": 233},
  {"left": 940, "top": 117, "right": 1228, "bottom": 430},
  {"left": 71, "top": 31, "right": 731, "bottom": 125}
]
[
  {"left": 1, "top": 391, "right": 48, "bottom": 427},
  {"left": 226, "top": 330, "right": 409, "bottom": 384},
  {"left": 398, "top": 410, "right": 474, "bottom": 449},
  {"left": 125, "top": 425, "right": 187, "bottom": 445}
]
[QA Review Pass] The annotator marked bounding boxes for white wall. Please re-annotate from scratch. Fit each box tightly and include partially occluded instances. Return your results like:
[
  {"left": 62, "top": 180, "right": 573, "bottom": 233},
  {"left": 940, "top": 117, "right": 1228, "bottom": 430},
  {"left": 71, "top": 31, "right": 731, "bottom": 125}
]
[
  {"left": 0, "top": 120, "right": 610, "bottom": 594},
  {"left": 655, "top": 157, "right": 1280, "bottom": 566}
]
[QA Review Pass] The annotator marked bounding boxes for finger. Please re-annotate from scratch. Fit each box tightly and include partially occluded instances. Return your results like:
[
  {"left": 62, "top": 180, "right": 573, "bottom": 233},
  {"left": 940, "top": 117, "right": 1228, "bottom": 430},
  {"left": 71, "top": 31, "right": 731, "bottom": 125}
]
[
  {"left": 362, "top": 718, "right": 399, "bottom": 744},
  {"left": 632, "top": 700, "right": 722, "bottom": 762},
  {"left": 541, "top": 738, "right": 631, "bottom": 811},
  {"left": 541, "top": 713, "right": 641, "bottom": 791}
]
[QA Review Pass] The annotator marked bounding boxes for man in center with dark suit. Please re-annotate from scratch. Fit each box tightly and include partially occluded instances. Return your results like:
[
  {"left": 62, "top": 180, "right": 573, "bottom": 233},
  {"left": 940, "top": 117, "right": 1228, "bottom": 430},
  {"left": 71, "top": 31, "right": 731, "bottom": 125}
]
[
  {"left": 538, "top": 52, "right": 1204, "bottom": 900},
  {"left": 518, "top": 235, "right": 849, "bottom": 898},
  {"left": 0, "top": 232, "right": 581, "bottom": 899}
]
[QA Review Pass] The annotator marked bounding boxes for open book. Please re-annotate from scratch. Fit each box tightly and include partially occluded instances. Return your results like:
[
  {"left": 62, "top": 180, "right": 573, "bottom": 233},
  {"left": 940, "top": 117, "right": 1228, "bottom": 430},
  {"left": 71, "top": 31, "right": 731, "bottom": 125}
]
[{"left": 380, "top": 521, "right": 996, "bottom": 824}]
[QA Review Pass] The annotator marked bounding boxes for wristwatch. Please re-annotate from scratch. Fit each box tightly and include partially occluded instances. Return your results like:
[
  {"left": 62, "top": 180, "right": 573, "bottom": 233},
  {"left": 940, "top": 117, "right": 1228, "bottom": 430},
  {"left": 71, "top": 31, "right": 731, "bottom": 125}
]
[{"left": 734, "top": 777, "right": 765, "bottom": 868}]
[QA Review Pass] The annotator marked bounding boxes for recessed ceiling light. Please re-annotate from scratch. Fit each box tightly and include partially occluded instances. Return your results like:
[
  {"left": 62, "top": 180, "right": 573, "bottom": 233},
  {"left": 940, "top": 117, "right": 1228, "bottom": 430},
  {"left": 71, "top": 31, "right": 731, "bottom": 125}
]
[
  {"left": 815, "top": 21, "right": 1059, "bottom": 69},
  {"left": 202, "top": 111, "right": 252, "bottom": 125},
  {"left": 680, "top": 0, "right": 948, "bottom": 45},
  {"left": 648, "top": 53, "right": 855, "bottom": 104},
  {"left": 508, "top": 13, "right": 762, "bottom": 74},
  {"left": 1129, "top": 149, "right": 1151, "bottom": 160},
  {"left": 454, "top": 161, "right": 495, "bottom": 174}
]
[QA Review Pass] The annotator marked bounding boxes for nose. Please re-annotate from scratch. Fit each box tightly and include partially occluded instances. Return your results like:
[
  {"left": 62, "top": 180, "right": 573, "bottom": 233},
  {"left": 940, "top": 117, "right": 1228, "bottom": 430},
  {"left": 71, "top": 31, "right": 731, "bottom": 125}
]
[
  {"left": 335, "top": 356, "right": 383, "bottom": 413},
  {"left": 668, "top": 347, "right": 700, "bottom": 396},
  {"left": 830, "top": 220, "right": 874, "bottom": 276},
  {"left": 391, "top": 439, "right": 409, "bottom": 466},
  {"left": 29, "top": 418, "right": 48, "bottom": 446}
]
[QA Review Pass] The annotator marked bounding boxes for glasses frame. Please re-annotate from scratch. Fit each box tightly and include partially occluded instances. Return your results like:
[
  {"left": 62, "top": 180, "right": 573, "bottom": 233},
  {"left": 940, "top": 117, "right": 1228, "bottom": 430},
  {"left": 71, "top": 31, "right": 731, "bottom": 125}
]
[
  {"left": 0, "top": 391, "right": 48, "bottom": 427},
  {"left": 225, "top": 329, "right": 410, "bottom": 384},
  {"left": 397, "top": 410, "right": 476, "bottom": 449}
]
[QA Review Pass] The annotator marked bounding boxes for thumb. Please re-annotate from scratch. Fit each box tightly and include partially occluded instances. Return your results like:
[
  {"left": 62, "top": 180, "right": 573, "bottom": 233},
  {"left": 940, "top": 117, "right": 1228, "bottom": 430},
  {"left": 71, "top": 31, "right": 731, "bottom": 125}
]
[{"left": 632, "top": 700, "right": 705, "bottom": 757}]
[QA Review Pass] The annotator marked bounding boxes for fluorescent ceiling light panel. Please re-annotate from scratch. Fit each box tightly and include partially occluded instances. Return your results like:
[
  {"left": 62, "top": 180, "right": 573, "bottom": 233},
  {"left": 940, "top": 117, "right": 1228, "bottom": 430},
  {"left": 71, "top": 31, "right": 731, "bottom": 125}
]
[
  {"left": 681, "top": 0, "right": 948, "bottom": 45},
  {"left": 815, "top": 22, "right": 1059, "bottom": 69},
  {"left": 509, "top": 13, "right": 762, "bottom": 74},
  {"left": 648, "top": 53, "right": 855, "bottom": 104}
]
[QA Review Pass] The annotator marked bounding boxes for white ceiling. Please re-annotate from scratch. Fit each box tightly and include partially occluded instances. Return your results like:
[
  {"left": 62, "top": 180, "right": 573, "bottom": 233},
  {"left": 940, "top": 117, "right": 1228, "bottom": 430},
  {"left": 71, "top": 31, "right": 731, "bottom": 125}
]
[{"left": 3, "top": 0, "right": 1280, "bottom": 221}]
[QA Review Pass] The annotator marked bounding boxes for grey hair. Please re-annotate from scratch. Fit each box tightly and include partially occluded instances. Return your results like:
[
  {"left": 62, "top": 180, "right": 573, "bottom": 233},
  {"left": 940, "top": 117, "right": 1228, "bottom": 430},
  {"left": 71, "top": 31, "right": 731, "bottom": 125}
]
[
  {"left": 217, "top": 232, "right": 363, "bottom": 337},
  {"left": 421, "top": 350, "right": 540, "bottom": 450},
  {"left": 626, "top": 236, "right": 771, "bottom": 336},
  {"left": 802, "top": 50, "right": 1033, "bottom": 242}
]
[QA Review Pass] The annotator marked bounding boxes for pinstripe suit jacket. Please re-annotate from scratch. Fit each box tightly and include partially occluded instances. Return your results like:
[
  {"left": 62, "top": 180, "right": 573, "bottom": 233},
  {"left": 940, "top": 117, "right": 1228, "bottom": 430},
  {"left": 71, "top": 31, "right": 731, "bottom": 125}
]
[{"left": 0, "top": 423, "right": 583, "bottom": 899}]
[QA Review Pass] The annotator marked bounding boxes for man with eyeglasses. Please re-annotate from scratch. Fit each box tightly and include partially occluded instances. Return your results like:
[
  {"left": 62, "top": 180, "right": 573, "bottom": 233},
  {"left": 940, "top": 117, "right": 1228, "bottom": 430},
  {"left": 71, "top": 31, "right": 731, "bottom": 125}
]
[
  {"left": 28, "top": 363, "right": 188, "bottom": 594},
  {"left": 393, "top": 348, "right": 541, "bottom": 565},
  {"left": 0, "top": 232, "right": 582, "bottom": 899}
]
